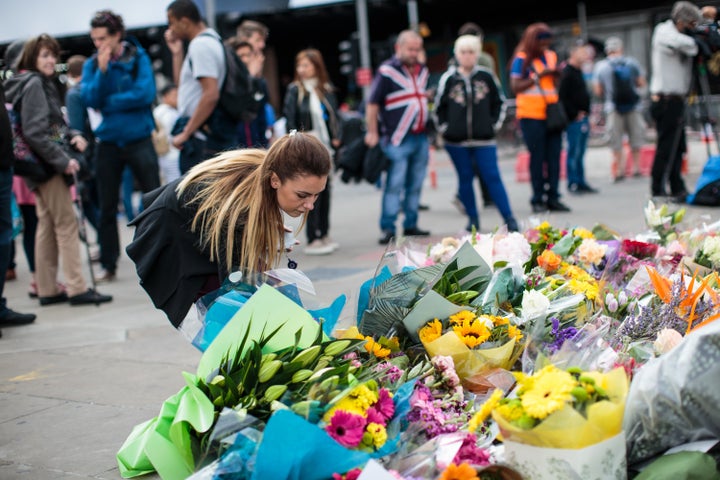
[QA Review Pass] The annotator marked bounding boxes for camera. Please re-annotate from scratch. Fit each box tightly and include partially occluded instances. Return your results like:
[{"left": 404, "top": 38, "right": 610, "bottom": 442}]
[{"left": 690, "top": 23, "right": 720, "bottom": 57}]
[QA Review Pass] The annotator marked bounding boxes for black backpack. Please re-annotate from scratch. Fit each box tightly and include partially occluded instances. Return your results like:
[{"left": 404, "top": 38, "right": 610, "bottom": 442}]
[
  {"left": 198, "top": 32, "right": 263, "bottom": 123},
  {"left": 611, "top": 59, "right": 640, "bottom": 114}
]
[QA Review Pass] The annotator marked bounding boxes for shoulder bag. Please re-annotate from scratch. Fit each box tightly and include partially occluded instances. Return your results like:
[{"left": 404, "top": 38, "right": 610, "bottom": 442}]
[
  {"left": 6, "top": 100, "right": 55, "bottom": 183},
  {"left": 531, "top": 66, "right": 568, "bottom": 133}
]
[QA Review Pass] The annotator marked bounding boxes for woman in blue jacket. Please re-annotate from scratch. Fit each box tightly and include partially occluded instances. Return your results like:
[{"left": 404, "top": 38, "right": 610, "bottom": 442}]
[{"left": 435, "top": 35, "right": 518, "bottom": 232}]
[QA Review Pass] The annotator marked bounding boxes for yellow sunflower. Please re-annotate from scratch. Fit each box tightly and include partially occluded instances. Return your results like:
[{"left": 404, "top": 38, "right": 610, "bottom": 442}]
[
  {"left": 419, "top": 318, "right": 443, "bottom": 343},
  {"left": 507, "top": 325, "right": 523, "bottom": 340},
  {"left": 449, "top": 310, "right": 476, "bottom": 325},
  {"left": 492, "top": 315, "right": 510, "bottom": 326},
  {"left": 452, "top": 318, "right": 490, "bottom": 348},
  {"left": 364, "top": 337, "right": 391, "bottom": 358},
  {"left": 520, "top": 365, "right": 577, "bottom": 420}
]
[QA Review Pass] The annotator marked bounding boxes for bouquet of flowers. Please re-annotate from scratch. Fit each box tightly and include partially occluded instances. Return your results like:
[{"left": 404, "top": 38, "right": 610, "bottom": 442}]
[
  {"left": 612, "top": 267, "right": 720, "bottom": 350},
  {"left": 623, "top": 319, "right": 720, "bottom": 466},
  {"left": 321, "top": 380, "right": 396, "bottom": 452},
  {"left": 117, "top": 285, "right": 369, "bottom": 480},
  {"left": 417, "top": 310, "right": 525, "bottom": 380},
  {"left": 643, "top": 200, "right": 686, "bottom": 246},
  {"left": 692, "top": 234, "right": 720, "bottom": 272},
  {"left": 472, "top": 365, "right": 629, "bottom": 479}
]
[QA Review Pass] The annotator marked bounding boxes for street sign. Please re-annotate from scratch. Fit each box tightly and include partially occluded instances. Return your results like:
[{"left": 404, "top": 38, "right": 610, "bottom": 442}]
[{"left": 355, "top": 67, "right": 372, "bottom": 86}]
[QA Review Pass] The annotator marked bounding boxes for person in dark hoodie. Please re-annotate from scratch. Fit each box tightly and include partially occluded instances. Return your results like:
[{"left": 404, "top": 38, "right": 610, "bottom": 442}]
[
  {"left": 434, "top": 34, "right": 518, "bottom": 233},
  {"left": 81, "top": 10, "right": 160, "bottom": 283},
  {"left": 4, "top": 34, "right": 112, "bottom": 307}
]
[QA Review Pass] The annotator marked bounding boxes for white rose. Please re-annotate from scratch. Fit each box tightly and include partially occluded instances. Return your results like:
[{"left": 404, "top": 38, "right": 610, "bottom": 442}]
[
  {"left": 520, "top": 289, "right": 550, "bottom": 323},
  {"left": 654, "top": 328, "right": 683, "bottom": 355}
]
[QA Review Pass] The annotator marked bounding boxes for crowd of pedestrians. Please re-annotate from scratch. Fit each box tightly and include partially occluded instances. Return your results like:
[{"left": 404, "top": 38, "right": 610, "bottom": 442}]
[{"left": 0, "top": 0, "right": 712, "bottom": 333}]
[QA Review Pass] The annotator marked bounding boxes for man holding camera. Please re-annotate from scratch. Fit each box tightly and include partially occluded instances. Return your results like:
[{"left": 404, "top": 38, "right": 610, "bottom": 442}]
[{"left": 649, "top": 1, "right": 703, "bottom": 201}]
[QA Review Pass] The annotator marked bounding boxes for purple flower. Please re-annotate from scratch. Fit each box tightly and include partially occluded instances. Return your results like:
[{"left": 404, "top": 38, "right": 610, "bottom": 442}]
[
  {"left": 326, "top": 410, "right": 366, "bottom": 448},
  {"left": 373, "top": 362, "right": 403, "bottom": 384},
  {"left": 546, "top": 317, "right": 578, "bottom": 354},
  {"left": 412, "top": 383, "right": 433, "bottom": 404}
]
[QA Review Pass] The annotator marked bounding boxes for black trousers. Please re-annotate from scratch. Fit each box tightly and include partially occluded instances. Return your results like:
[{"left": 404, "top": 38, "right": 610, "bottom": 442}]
[
  {"left": 306, "top": 180, "right": 331, "bottom": 243},
  {"left": 650, "top": 97, "right": 687, "bottom": 196},
  {"left": 95, "top": 137, "right": 160, "bottom": 273}
]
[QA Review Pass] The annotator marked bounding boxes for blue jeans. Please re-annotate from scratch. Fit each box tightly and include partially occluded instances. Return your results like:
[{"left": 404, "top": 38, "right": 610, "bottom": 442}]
[
  {"left": 565, "top": 116, "right": 589, "bottom": 187},
  {"left": 380, "top": 134, "right": 429, "bottom": 233},
  {"left": 121, "top": 166, "right": 142, "bottom": 222},
  {"left": 96, "top": 137, "right": 160, "bottom": 273},
  {"left": 445, "top": 144, "right": 514, "bottom": 221},
  {"left": 0, "top": 168, "right": 13, "bottom": 315},
  {"left": 520, "top": 118, "right": 563, "bottom": 205}
]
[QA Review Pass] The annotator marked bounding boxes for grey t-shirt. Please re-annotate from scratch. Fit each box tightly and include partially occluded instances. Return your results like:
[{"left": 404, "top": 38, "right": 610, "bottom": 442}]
[{"left": 177, "top": 29, "right": 225, "bottom": 118}]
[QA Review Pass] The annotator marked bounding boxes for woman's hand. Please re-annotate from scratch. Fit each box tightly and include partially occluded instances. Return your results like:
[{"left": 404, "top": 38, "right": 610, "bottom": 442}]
[
  {"left": 70, "top": 135, "right": 88, "bottom": 153},
  {"left": 284, "top": 225, "right": 299, "bottom": 252},
  {"left": 64, "top": 158, "right": 80, "bottom": 175}
]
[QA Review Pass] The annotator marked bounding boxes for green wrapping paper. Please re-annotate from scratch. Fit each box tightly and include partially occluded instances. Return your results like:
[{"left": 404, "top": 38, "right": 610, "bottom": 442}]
[{"left": 117, "top": 285, "right": 324, "bottom": 479}]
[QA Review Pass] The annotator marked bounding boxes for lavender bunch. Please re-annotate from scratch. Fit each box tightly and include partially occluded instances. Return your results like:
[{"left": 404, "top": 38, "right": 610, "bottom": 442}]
[{"left": 611, "top": 275, "right": 714, "bottom": 348}]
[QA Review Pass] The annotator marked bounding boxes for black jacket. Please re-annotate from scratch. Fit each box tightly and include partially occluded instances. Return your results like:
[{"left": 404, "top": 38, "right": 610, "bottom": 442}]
[
  {"left": 126, "top": 178, "right": 242, "bottom": 328},
  {"left": 559, "top": 63, "right": 590, "bottom": 121},
  {"left": 434, "top": 65, "right": 504, "bottom": 143},
  {"left": 283, "top": 82, "right": 341, "bottom": 142}
]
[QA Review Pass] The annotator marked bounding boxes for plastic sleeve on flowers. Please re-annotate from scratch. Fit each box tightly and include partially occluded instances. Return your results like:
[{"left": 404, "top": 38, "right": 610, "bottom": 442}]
[{"left": 623, "top": 320, "right": 720, "bottom": 466}]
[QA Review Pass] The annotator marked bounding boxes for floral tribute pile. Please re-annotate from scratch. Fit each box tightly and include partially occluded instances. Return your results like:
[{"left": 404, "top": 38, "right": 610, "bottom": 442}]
[{"left": 117, "top": 201, "right": 720, "bottom": 480}]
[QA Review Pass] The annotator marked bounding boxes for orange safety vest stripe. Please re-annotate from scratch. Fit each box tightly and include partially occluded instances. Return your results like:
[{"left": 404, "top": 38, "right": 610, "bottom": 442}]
[{"left": 515, "top": 50, "right": 559, "bottom": 120}]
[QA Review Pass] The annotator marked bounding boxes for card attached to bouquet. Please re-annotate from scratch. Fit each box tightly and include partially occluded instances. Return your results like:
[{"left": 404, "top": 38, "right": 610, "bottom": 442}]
[{"left": 503, "top": 432, "right": 627, "bottom": 480}]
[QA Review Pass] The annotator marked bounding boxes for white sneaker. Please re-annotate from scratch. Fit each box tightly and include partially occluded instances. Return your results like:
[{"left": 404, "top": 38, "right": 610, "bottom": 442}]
[
  {"left": 304, "top": 239, "right": 334, "bottom": 255},
  {"left": 322, "top": 237, "right": 339, "bottom": 251}
]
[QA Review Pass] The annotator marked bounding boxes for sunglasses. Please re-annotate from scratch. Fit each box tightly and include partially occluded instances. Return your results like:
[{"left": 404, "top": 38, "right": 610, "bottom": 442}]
[{"left": 537, "top": 32, "right": 553, "bottom": 40}]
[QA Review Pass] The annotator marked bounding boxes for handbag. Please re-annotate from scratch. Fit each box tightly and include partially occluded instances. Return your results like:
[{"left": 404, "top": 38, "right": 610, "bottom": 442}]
[
  {"left": 530, "top": 65, "right": 568, "bottom": 133},
  {"left": 6, "top": 101, "right": 55, "bottom": 183},
  {"left": 545, "top": 101, "right": 568, "bottom": 133}
]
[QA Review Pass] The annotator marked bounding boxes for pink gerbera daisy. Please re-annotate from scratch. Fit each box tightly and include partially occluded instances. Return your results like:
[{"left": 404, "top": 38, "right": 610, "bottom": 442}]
[
  {"left": 366, "top": 407, "right": 386, "bottom": 426},
  {"left": 326, "top": 410, "right": 366, "bottom": 448},
  {"left": 374, "top": 388, "right": 395, "bottom": 421}
]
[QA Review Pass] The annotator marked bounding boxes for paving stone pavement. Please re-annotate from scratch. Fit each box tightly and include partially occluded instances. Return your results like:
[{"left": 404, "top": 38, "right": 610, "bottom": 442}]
[{"left": 1, "top": 138, "right": 718, "bottom": 479}]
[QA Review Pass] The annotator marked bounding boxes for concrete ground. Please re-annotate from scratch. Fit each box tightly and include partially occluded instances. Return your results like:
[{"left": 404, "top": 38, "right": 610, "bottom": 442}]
[{"left": 1, "top": 137, "right": 719, "bottom": 479}]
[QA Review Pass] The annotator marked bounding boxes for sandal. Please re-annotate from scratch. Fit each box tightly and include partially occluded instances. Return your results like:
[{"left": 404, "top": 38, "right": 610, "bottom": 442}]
[{"left": 28, "top": 281, "right": 67, "bottom": 299}]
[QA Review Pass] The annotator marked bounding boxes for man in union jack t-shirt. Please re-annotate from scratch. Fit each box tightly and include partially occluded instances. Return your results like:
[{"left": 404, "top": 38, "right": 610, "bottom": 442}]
[{"left": 365, "top": 30, "right": 431, "bottom": 246}]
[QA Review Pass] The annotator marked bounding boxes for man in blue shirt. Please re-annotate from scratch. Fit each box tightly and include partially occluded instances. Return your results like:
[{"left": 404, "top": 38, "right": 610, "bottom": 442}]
[{"left": 81, "top": 10, "right": 160, "bottom": 282}]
